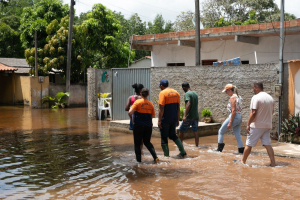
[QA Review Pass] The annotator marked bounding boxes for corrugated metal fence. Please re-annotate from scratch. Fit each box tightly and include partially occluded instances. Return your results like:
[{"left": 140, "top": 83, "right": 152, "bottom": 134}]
[{"left": 112, "top": 68, "right": 151, "bottom": 120}]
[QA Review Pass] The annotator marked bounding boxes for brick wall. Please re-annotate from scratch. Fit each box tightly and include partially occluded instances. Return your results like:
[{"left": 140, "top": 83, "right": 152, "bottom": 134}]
[{"left": 150, "top": 64, "right": 279, "bottom": 136}]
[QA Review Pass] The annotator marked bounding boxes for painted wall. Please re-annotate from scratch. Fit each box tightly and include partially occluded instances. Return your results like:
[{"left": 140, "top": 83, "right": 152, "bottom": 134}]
[
  {"left": 0, "top": 74, "right": 14, "bottom": 104},
  {"left": 96, "top": 69, "right": 112, "bottom": 94},
  {"left": 30, "top": 77, "right": 49, "bottom": 108},
  {"left": 49, "top": 84, "right": 87, "bottom": 107},
  {"left": 150, "top": 64, "right": 280, "bottom": 136},
  {"left": 15, "top": 76, "right": 31, "bottom": 105},
  {"left": 288, "top": 61, "right": 300, "bottom": 115},
  {"left": 295, "top": 70, "right": 300, "bottom": 114},
  {"left": 151, "top": 35, "right": 300, "bottom": 66},
  {"left": 129, "top": 59, "right": 151, "bottom": 68}
]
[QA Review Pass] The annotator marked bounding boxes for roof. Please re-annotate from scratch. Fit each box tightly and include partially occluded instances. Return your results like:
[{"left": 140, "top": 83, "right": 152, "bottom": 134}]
[
  {"left": 132, "top": 19, "right": 300, "bottom": 46},
  {"left": 132, "top": 56, "right": 151, "bottom": 64},
  {"left": 0, "top": 58, "right": 30, "bottom": 74},
  {"left": 0, "top": 63, "right": 18, "bottom": 71}
]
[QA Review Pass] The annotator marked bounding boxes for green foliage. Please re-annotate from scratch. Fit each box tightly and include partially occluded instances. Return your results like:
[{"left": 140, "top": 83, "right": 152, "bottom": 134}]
[
  {"left": 201, "top": 108, "right": 212, "bottom": 117},
  {"left": 0, "top": 22, "right": 23, "bottom": 57},
  {"left": 180, "top": 106, "right": 185, "bottom": 121},
  {"left": 281, "top": 113, "right": 300, "bottom": 143},
  {"left": 174, "top": 11, "right": 195, "bottom": 31},
  {"left": 42, "top": 92, "right": 70, "bottom": 109},
  {"left": 98, "top": 93, "right": 111, "bottom": 99}
]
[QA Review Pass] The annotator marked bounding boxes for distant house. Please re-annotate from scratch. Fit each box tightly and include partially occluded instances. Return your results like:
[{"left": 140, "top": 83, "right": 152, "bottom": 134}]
[
  {"left": 130, "top": 20, "right": 300, "bottom": 66},
  {"left": 129, "top": 56, "right": 151, "bottom": 68},
  {"left": 0, "top": 58, "right": 30, "bottom": 76}
]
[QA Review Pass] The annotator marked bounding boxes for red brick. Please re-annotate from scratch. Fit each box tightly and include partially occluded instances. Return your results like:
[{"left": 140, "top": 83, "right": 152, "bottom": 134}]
[
  {"left": 184, "top": 31, "right": 190, "bottom": 36},
  {"left": 178, "top": 31, "right": 185, "bottom": 37},
  {"left": 155, "top": 33, "right": 164, "bottom": 39},
  {"left": 145, "top": 34, "right": 154, "bottom": 40},
  {"left": 267, "top": 22, "right": 274, "bottom": 29},
  {"left": 224, "top": 26, "right": 232, "bottom": 32},
  {"left": 298, "top": 19, "right": 300, "bottom": 27},
  {"left": 219, "top": 27, "right": 226, "bottom": 32},
  {"left": 190, "top": 30, "right": 195, "bottom": 35},
  {"left": 252, "top": 24, "right": 259, "bottom": 30},
  {"left": 238, "top": 25, "right": 246, "bottom": 31},
  {"left": 163, "top": 33, "right": 169, "bottom": 38},
  {"left": 260, "top": 23, "right": 267, "bottom": 30},
  {"left": 211, "top": 27, "right": 219, "bottom": 33},
  {"left": 290, "top": 20, "right": 298, "bottom": 27},
  {"left": 273, "top": 22, "right": 281, "bottom": 28},
  {"left": 133, "top": 36, "right": 139, "bottom": 40},
  {"left": 245, "top": 25, "right": 253, "bottom": 31},
  {"left": 200, "top": 29, "right": 208, "bottom": 34},
  {"left": 139, "top": 35, "right": 146, "bottom": 40},
  {"left": 232, "top": 26, "right": 239, "bottom": 32},
  {"left": 284, "top": 21, "right": 290, "bottom": 27}
]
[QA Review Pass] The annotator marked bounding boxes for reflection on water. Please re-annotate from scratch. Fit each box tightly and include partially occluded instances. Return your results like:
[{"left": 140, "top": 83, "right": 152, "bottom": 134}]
[{"left": 0, "top": 107, "right": 300, "bottom": 199}]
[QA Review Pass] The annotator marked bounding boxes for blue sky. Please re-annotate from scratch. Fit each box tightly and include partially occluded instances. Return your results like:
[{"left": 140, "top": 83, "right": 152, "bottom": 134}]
[{"left": 63, "top": 0, "right": 299, "bottom": 23}]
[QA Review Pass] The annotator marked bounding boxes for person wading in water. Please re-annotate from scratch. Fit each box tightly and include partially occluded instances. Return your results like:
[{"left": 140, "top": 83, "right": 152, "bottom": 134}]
[
  {"left": 125, "top": 83, "right": 144, "bottom": 154},
  {"left": 129, "top": 88, "right": 159, "bottom": 163}
]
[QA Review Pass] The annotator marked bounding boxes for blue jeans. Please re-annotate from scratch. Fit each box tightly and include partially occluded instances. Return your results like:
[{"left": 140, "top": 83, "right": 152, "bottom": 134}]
[
  {"left": 218, "top": 113, "right": 243, "bottom": 148},
  {"left": 129, "top": 119, "right": 134, "bottom": 130}
]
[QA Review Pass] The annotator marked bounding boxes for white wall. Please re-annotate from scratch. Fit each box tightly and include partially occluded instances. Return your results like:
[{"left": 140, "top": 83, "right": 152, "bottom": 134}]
[
  {"left": 129, "top": 59, "right": 151, "bottom": 68},
  {"left": 295, "top": 69, "right": 300, "bottom": 115},
  {"left": 151, "top": 35, "right": 300, "bottom": 66}
]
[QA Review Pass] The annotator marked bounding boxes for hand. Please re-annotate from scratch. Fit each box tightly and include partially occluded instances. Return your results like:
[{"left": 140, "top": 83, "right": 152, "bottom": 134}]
[
  {"left": 176, "top": 120, "right": 179, "bottom": 127},
  {"left": 246, "top": 126, "right": 250, "bottom": 134},
  {"left": 158, "top": 121, "right": 162, "bottom": 129},
  {"left": 183, "top": 116, "right": 187, "bottom": 122},
  {"left": 227, "top": 122, "right": 232, "bottom": 129}
]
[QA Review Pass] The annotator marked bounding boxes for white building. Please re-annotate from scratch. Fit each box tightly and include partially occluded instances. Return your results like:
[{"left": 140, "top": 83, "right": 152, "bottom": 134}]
[
  {"left": 129, "top": 56, "right": 151, "bottom": 68},
  {"left": 131, "top": 20, "right": 300, "bottom": 66}
]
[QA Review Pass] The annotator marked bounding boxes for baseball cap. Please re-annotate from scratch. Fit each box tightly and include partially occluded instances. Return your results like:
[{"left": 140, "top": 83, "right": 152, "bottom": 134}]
[
  {"left": 222, "top": 84, "right": 233, "bottom": 92},
  {"left": 159, "top": 79, "right": 169, "bottom": 87}
]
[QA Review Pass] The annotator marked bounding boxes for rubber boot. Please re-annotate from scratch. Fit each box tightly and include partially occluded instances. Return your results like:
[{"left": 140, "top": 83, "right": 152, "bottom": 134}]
[
  {"left": 238, "top": 147, "right": 245, "bottom": 154},
  {"left": 161, "top": 144, "right": 169, "bottom": 157},
  {"left": 215, "top": 143, "right": 225, "bottom": 152},
  {"left": 174, "top": 138, "right": 186, "bottom": 156}
]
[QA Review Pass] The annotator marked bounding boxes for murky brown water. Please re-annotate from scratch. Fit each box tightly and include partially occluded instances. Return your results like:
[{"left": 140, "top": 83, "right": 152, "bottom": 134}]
[{"left": 0, "top": 107, "right": 300, "bottom": 199}]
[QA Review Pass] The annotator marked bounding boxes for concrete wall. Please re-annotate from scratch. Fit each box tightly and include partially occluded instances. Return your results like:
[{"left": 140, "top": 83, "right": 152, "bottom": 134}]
[
  {"left": 0, "top": 73, "right": 14, "bottom": 104},
  {"left": 15, "top": 76, "right": 31, "bottom": 105},
  {"left": 295, "top": 70, "right": 300, "bottom": 114},
  {"left": 150, "top": 64, "right": 280, "bottom": 136},
  {"left": 151, "top": 35, "right": 300, "bottom": 66},
  {"left": 288, "top": 61, "right": 300, "bottom": 115},
  {"left": 97, "top": 69, "right": 112, "bottom": 94},
  {"left": 30, "top": 77, "right": 49, "bottom": 108},
  {"left": 130, "top": 59, "right": 151, "bottom": 68},
  {"left": 49, "top": 83, "right": 87, "bottom": 107}
]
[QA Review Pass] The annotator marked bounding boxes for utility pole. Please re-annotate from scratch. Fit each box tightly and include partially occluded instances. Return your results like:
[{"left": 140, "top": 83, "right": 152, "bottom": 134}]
[
  {"left": 35, "top": 31, "right": 38, "bottom": 77},
  {"left": 195, "top": 0, "right": 201, "bottom": 66},
  {"left": 128, "top": 35, "right": 133, "bottom": 68},
  {"left": 278, "top": 0, "right": 284, "bottom": 141},
  {"left": 66, "top": 0, "right": 75, "bottom": 102}
]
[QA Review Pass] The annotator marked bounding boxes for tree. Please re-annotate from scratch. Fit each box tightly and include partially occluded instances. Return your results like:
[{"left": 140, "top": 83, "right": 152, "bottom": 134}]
[
  {"left": 173, "top": 11, "right": 195, "bottom": 31},
  {"left": 19, "top": 0, "right": 69, "bottom": 49},
  {"left": 147, "top": 14, "right": 174, "bottom": 34},
  {"left": 200, "top": 0, "right": 295, "bottom": 28},
  {"left": 0, "top": 22, "right": 23, "bottom": 57}
]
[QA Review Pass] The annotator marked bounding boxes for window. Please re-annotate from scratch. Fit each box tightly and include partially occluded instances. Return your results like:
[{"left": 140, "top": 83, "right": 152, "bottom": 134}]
[
  {"left": 167, "top": 63, "right": 185, "bottom": 66},
  {"left": 202, "top": 59, "right": 218, "bottom": 66},
  {"left": 241, "top": 60, "right": 249, "bottom": 64}
]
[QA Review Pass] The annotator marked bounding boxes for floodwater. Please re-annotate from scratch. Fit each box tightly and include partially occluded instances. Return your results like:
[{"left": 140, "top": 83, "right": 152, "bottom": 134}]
[{"left": 0, "top": 107, "right": 300, "bottom": 200}]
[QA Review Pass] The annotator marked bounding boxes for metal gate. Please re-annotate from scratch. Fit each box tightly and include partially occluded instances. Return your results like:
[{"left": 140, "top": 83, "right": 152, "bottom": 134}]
[{"left": 112, "top": 68, "right": 151, "bottom": 120}]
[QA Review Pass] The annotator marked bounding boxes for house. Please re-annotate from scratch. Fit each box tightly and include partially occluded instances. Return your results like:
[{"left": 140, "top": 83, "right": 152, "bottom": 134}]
[
  {"left": 130, "top": 20, "right": 300, "bottom": 66},
  {"left": 0, "top": 58, "right": 30, "bottom": 75},
  {"left": 129, "top": 56, "right": 151, "bottom": 68}
]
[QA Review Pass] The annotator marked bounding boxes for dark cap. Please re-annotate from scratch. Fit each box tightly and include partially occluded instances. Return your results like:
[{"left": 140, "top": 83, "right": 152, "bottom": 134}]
[
  {"left": 159, "top": 79, "right": 169, "bottom": 87},
  {"left": 182, "top": 82, "right": 190, "bottom": 88}
]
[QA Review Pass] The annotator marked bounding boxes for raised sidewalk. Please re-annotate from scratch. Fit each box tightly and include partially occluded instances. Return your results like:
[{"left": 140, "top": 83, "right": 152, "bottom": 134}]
[{"left": 109, "top": 118, "right": 221, "bottom": 138}]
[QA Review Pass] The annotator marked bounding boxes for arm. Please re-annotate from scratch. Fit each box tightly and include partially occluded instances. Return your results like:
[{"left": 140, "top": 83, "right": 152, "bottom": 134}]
[
  {"left": 183, "top": 101, "right": 191, "bottom": 122},
  {"left": 227, "top": 96, "right": 237, "bottom": 129},
  {"left": 177, "top": 103, "right": 180, "bottom": 126},
  {"left": 158, "top": 105, "right": 164, "bottom": 129},
  {"left": 125, "top": 96, "right": 131, "bottom": 111},
  {"left": 128, "top": 107, "right": 135, "bottom": 121},
  {"left": 246, "top": 109, "right": 257, "bottom": 134}
]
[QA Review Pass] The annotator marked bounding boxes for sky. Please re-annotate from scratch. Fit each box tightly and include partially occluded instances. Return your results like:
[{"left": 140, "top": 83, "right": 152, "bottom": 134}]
[{"left": 63, "top": 0, "right": 299, "bottom": 23}]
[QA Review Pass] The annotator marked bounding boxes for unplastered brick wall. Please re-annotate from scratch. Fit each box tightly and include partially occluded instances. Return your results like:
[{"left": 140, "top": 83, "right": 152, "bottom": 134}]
[{"left": 150, "top": 64, "right": 279, "bottom": 136}]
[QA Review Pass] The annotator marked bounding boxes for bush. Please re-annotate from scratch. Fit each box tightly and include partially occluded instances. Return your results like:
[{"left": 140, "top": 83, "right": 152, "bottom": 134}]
[
  {"left": 281, "top": 113, "right": 300, "bottom": 143},
  {"left": 179, "top": 106, "right": 185, "bottom": 121},
  {"left": 42, "top": 92, "right": 70, "bottom": 109},
  {"left": 201, "top": 108, "right": 212, "bottom": 117}
]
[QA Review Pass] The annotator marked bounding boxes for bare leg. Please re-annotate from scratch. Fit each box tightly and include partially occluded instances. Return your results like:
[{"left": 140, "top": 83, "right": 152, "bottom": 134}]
[
  {"left": 193, "top": 132, "right": 199, "bottom": 147},
  {"left": 241, "top": 146, "right": 252, "bottom": 164},
  {"left": 264, "top": 145, "right": 275, "bottom": 167},
  {"left": 179, "top": 131, "right": 184, "bottom": 142}
]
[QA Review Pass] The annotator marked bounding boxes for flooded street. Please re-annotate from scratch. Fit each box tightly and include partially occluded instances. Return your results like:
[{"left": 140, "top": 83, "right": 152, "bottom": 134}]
[{"left": 1, "top": 107, "right": 300, "bottom": 199}]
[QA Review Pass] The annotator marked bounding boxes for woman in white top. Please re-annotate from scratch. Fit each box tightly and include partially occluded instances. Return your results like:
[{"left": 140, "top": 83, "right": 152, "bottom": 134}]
[{"left": 215, "top": 84, "right": 244, "bottom": 153}]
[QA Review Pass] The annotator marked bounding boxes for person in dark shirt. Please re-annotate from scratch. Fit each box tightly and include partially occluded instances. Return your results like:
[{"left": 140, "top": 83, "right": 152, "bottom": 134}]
[
  {"left": 129, "top": 88, "right": 159, "bottom": 163},
  {"left": 158, "top": 79, "right": 187, "bottom": 158}
]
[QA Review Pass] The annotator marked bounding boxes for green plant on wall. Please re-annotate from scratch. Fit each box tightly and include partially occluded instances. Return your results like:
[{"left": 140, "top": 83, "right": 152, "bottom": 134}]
[
  {"left": 43, "top": 92, "right": 70, "bottom": 108},
  {"left": 281, "top": 113, "right": 300, "bottom": 143},
  {"left": 201, "top": 108, "right": 212, "bottom": 117},
  {"left": 179, "top": 106, "right": 185, "bottom": 121}
]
